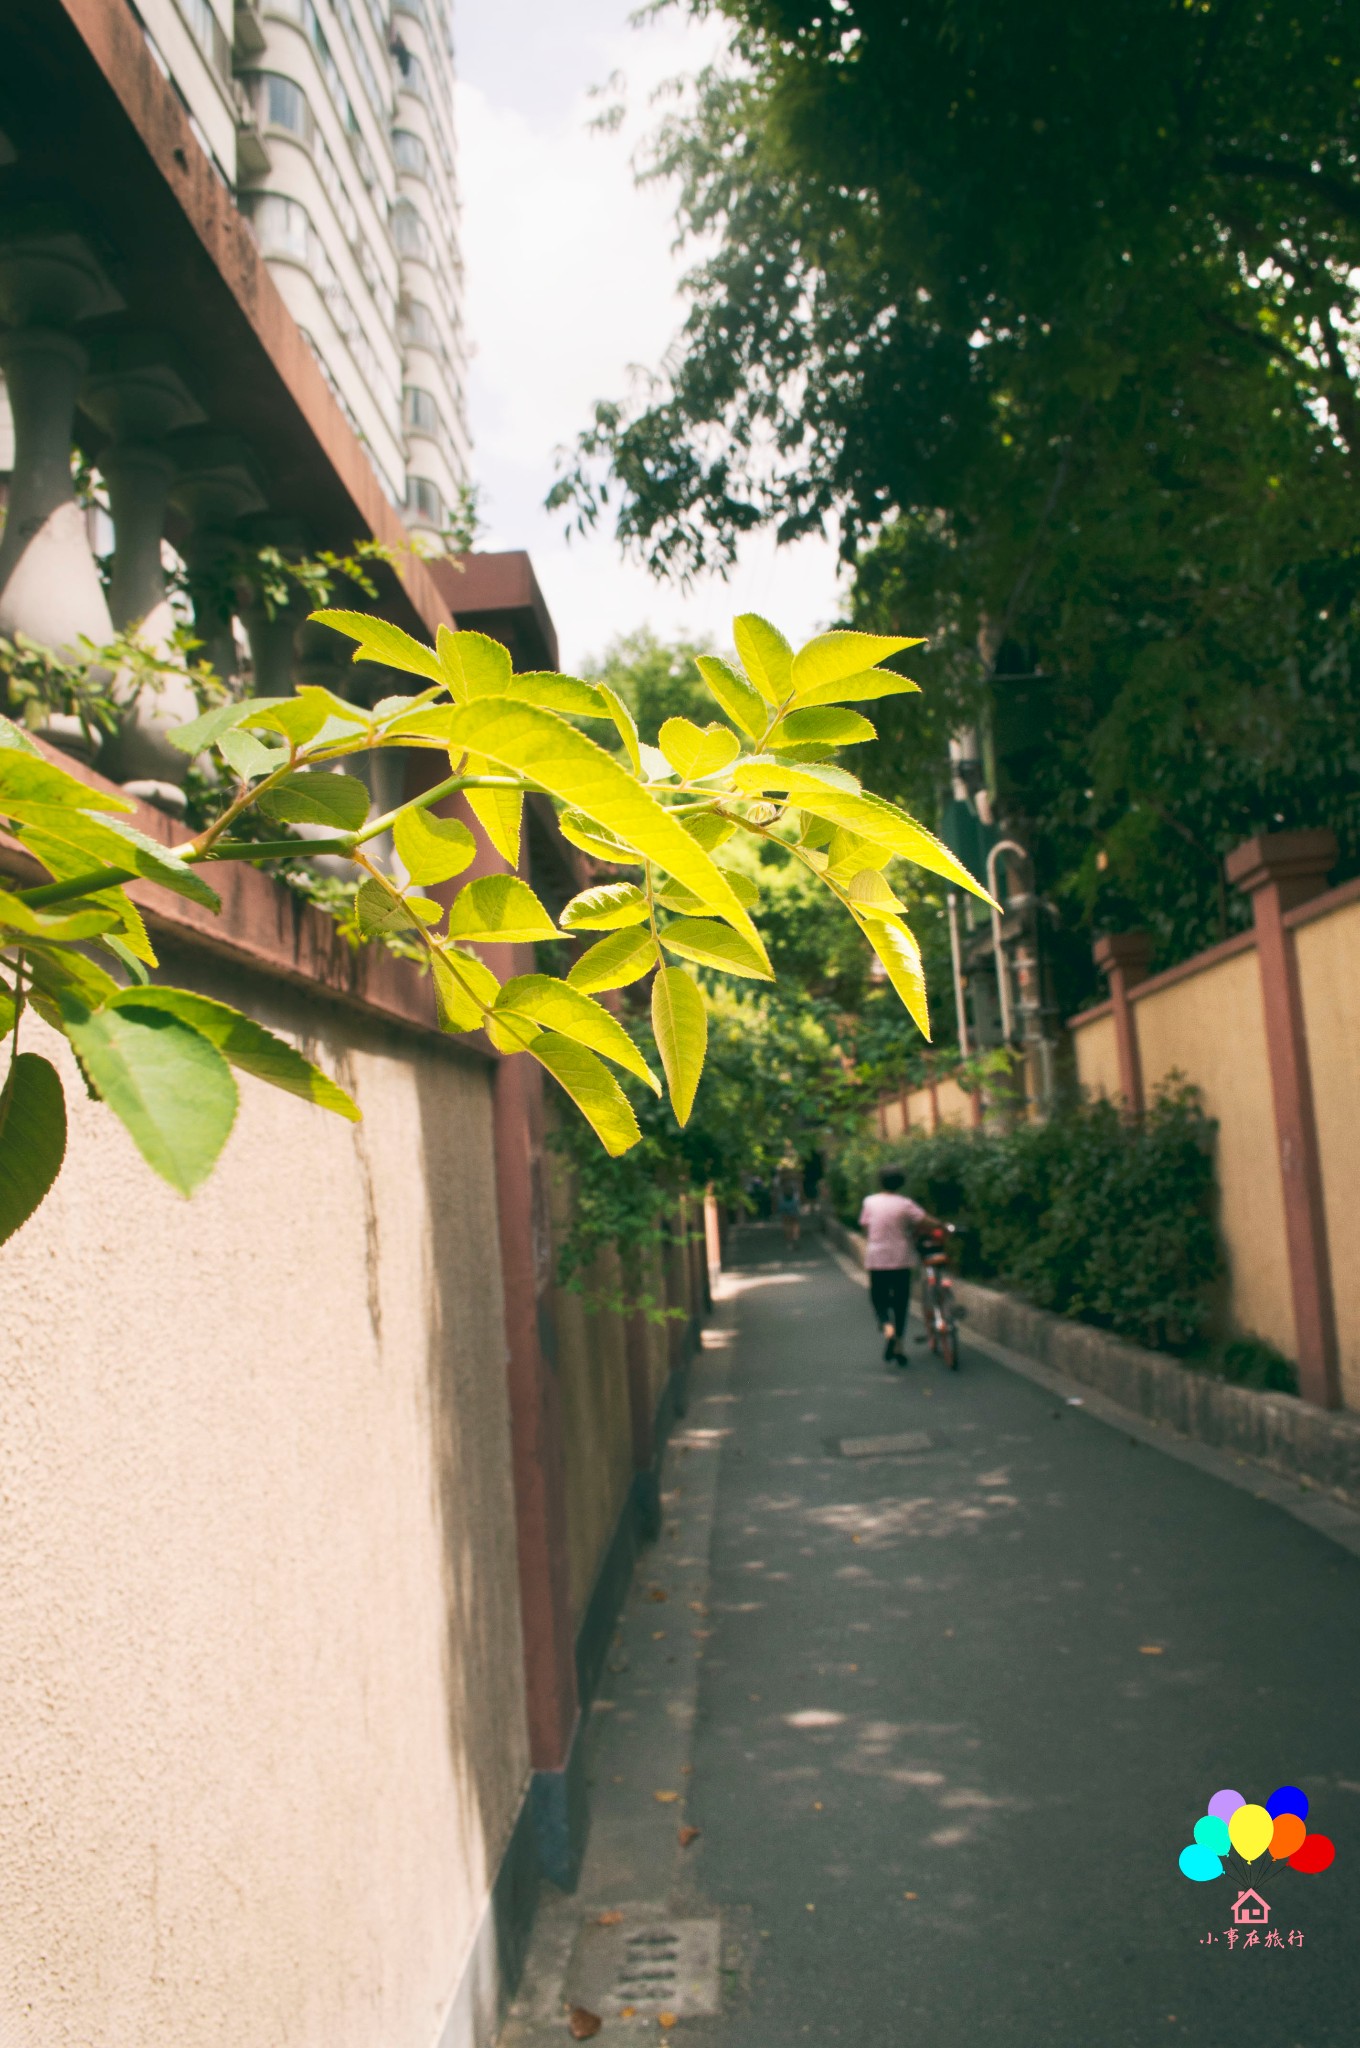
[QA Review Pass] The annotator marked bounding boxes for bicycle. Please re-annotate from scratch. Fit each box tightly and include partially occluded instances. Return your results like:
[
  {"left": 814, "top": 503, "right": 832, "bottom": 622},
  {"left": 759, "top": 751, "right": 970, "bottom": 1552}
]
[{"left": 917, "top": 1223, "right": 962, "bottom": 1370}]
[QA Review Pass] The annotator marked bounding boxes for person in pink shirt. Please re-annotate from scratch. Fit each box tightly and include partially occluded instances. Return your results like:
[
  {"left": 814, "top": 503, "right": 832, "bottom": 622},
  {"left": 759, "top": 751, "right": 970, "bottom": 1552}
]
[{"left": 859, "top": 1167, "right": 941, "bottom": 1365}]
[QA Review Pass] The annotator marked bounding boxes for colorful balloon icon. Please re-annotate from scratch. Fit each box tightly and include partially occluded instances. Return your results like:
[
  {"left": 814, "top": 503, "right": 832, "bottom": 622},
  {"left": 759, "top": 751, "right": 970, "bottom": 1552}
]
[
  {"left": 1207, "top": 1788, "right": 1245, "bottom": 1822},
  {"left": 1269, "top": 1812, "right": 1307, "bottom": 1860},
  {"left": 1265, "top": 1784, "right": 1308, "bottom": 1822},
  {"left": 1288, "top": 1833, "right": 1336, "bottom": 1875},
  {"left": 1179, "top": 1843, "right": 1224, "bottom": 1882},
  {"left": 1194, "top": 1814, "right": 1232, "bottom": 1856},
  {"left": 1227, "top": 1803, "right": 1274, "bottom": 1862}
]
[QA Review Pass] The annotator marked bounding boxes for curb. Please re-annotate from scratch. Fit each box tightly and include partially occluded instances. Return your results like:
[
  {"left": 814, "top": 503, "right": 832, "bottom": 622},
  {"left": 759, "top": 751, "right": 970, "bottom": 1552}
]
[{"left": 822, "top": 1216, "right": 1360, "bottom": 1511}]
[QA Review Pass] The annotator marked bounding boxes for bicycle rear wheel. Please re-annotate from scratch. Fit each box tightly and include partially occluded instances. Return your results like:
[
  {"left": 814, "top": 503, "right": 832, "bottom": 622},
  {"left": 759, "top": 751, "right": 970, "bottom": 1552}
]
[{"left": 940, "top": 1313, "right": 958, "bottom": 1370}]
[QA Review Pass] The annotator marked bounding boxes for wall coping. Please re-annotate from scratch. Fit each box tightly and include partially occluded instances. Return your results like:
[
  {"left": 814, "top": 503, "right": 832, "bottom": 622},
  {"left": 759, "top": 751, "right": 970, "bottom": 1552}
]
[
  {"left": 1126, "top": 927, "right": 1257, "bottom": 1005},
  {"left": 1067, "top": 996, "right": 1113, "bottom": 1030},
  {"left": 2, "top": 742, "right": 488, "bottom": 1057},
  {"left": 1283, "top": 870, "right": 1360, "bottom": 932}
]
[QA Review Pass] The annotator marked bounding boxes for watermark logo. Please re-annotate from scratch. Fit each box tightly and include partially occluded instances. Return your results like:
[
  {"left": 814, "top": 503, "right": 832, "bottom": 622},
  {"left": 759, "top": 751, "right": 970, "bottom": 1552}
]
[{"left": 1177, "top": 1784, "right": 1335, "bottom": 1885}]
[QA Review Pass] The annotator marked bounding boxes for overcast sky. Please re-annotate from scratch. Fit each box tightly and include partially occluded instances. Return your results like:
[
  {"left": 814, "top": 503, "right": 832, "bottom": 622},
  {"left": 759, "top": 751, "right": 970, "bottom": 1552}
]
[{"left": 454, "top": 0, "right": 844, "bottom": 673}]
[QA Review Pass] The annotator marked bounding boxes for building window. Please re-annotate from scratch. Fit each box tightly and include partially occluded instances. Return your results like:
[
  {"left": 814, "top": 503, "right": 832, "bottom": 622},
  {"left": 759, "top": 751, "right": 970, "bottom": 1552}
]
[
  {"left": 405, "top": 474, "right": 443, "bottom": 525},
  {"left": 391, "top": 127, "right": 428, "bottom": 178},
  {"left": 403, "top": 386, "right": 440, "bottom": 435},
  {"left": 390, "top": 198, "right": 431, "bottom": 260},
  {"left": 249, "top": 71, "right": 313, "bottom": 142},
  {"left": 399, "top": 296, "right": 441, "bottom": 352}
]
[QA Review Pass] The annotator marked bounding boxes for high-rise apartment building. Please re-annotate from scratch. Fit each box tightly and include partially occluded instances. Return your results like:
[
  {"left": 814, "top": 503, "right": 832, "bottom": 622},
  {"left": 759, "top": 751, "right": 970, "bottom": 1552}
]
[{"left": 128, "top": 0, "right": 470, "bottom": 539}]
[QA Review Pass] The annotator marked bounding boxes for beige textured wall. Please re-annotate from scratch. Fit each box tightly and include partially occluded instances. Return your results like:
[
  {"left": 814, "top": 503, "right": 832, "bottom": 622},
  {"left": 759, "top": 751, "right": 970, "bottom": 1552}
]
[
  {"left": 1294, "top": 899, "right": 1360, "bottom": 1408},
  {"left": 1073, "top": 1010, "right": 1121, "bottom": 1102},
  {"left": 0, "top": 948, "right": 529, "bottom": 2048},
  {"left": 1133, "top": 947, "right": 1295, "bottom": 1359}
]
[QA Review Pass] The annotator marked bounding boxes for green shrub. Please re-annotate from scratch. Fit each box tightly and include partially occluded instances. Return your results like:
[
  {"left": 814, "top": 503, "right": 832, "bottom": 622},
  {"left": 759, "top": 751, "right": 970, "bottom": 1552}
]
[{"left": 833, "top": 1085, "right": 1220, "bottom": 1353}]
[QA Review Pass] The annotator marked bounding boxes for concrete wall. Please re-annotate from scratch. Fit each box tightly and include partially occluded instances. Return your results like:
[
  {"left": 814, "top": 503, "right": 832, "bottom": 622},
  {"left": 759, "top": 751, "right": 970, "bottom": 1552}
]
[
  {"left": 1132, "top": 945, "right": 1295, "bottom": 1361},
  {"left": 0, "top": 944, "right": 530, "bottom": 2048},
  {"left": 552, "top": 1235, "right": 633, "bottom": 1633},
  {"left": 1072, "top": 1007, "right": 1120, "bottom": 1103},
  {"left": 1294, "top": 897, "right": 1360, "bottom": 1409}
]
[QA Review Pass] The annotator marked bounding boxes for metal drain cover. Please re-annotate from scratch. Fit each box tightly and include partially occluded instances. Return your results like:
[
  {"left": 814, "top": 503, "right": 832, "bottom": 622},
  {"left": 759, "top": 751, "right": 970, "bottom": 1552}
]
[
  {"left": 565, "top": 1910, "right": 721, "bottom": 2018},
  {"left": 838, "top": 1430, "right": 933, "bottom": 1457}
]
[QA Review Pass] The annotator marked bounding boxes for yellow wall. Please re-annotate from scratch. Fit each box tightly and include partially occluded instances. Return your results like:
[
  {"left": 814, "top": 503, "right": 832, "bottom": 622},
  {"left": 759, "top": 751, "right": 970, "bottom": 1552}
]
[
  {"left": 1133, "top": 947, "right": 1296, "bottom": 1361},
  {"left": 1294, "top": 898, "right": 1360, "bottom": 1408},
  {"left": 934, "top": 1077, "right": 972, "bottom": 1129},
  {"left": 554, "top": 1239, "right": 632, "bottom": 1631},
  {"left": 0, "top": 950, "right": 529, "bottom": 2048},
  {"left": 1073, "top": 1009, "right": 1121, "bottom": 1103}
]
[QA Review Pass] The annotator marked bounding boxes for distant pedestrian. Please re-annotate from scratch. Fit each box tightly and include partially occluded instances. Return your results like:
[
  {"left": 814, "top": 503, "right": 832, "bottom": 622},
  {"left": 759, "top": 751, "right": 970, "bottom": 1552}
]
[
  {"left": 777, "top": 1172, "right": 802, "bottom": 1246},
  {"left": 859, "top": 1167, "right": 940, "bottom": 1365}
]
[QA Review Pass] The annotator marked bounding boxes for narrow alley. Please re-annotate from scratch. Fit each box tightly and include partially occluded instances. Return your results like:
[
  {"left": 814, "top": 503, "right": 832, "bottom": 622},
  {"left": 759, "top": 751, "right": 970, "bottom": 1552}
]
[{"left": 502, "top": 1229, "right": 1359, "bottom": 2048}]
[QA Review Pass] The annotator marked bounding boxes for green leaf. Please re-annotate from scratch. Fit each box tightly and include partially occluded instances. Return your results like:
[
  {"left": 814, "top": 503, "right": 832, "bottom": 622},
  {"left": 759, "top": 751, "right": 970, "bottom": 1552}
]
[
  {"left": 651, "top": 965, "right": 707, "bottom": 1126},
  {"left": 447, "top": 873, "right": 557, "bottom": 943},
  {"left": 824, "top": 827, "right": 892, "bottom": 881},
  {"left": 61, "top": 1000, "right": 238, "bottom": 1195},
  {"left": 790, "top": 630, "right": 922, "bottom": 697},
  {"left": 846, "top": 868, "right": 906, "bottom": 917},
  {"left": 463, "top": 770, "right": 524, "bottom": 868},
  {"left": 0, "top": 987, "right": 13, "bottom": 1036},
  {"left": 23, "top": 946, "right": 122, "bottom": 1026},
  {"left": 560, "top": 882, "right": 650, "bottom": 930},
  {"left": 0, "top": 749, "right": 132, "bottom": 814},
  {"left": 0, "top": 886, "right": 123, "bottom": 942},
  {"left": 354, "top": 877, "right": 423, "bottom": 938},
  {"left": 595, "top": 681, "right": 642, "bottom": 774},
  {"left": 0, "top": 1052, "right": 66, "bottom": 1245},
  {"left": 393, "top": 805, "right": 477, "bottom": 883},
  {"left": 659, "top": 916, "right": 773, "bottom": 981},
  {"left": 506, "top": 673, "right": 609, "bottom": 717},
  {"left": 257, "top": 770, "right": 370, "bottom": 832},
  {"left": 13, "top": 808, "right": 221, "bottom": 910},
  {"left": 695, "top": 654, "right": 766, "bottom": 739},
  {"left": 440, "top": 700, "right": 771, "bottom": 967},
  {"left": 494, "top": 974, "right": 661, "bottom": 1091},
  {"left": 528, "top": 1030, "right": 641, "bottom": 1156},
  {"left": 109, "top": 987, "right": 360, "bottom": 1121},
  {"left": 730, "top": 766, "right": 994, "bottom": 904},
  {"left": 851, "top": 909, "right": 931, "bottom": 1038},
  {"left": 733, "top": 614, "right": 793, "bottom": 705},
  {"left": 310, "top": 608, "right": 445, "bottom": 684},
  {"left": 557, "top": 809, "right": 642, "bottom": 865},
  {"left": 438, "top": 626, "right": 513, "bottom": 700},
  {"left": 241, "top": 693, "right": 332, "bottom": 747},
  {"left": 218, "top": 726, "right": 287, "bottom": 782},
  {"left": 658, "top": 717, "right": 742, "bottom": 780},
  {"left": 430, "top": 947, "right": 500, "bottom": 1031},
  {"left": 680, "top": 810, "right": 738, "bottom": 852},
  {"left": 789, "top": 669, "right": 923, "bottom": 710},
  {"left": 771, "top": 706, "right": 877, "bottom": 748},
  {"left": 169, "top": 699, "right": 284, "bottom": 756},
  {"left": 0, "top": 713, "right": 43, "bottom": 755},
  {"left": 566, "top": 926, "right": 657, "bottom": 993}
]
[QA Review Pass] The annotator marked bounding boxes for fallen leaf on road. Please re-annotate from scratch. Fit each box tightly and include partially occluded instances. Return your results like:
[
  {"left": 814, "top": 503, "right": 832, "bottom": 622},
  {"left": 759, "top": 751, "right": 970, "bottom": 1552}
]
[
  {"left": 568, "top": 2008, "right": 602, "bottom": 2039},
  {"left": 904, "top": 1890, "right": 918, "bottom": 1900},
  {"left": 813, "top": 1801, "right": 823, "bottom": 1811},
  {"left": 680, "top": 1763, "right": 693, "bottom": 1775},
  {"left": 658, "top": 2014, "right": 678, "bottom": 2030},
  {"left": 679, "top": 1824, "right": 701, "bottom": 1846},
  {"left": 620, "top": 2006, "right": 636, "bottom": 2019},
  {"left": 688, "top": 1601, "right": 707, "bottom": 1614},
  {"left": 597, "top": 1909, "right": 624, "bottom": 1926},
  {"left": 648, "top": 1587, "right": 669, "bottom": 1602},
  {"left": 653, "top": 1630, "right": 667, "bottom": 1640},
  {"left": 692, "top": 1628, "right": 711, "bottom": 1639},
  {"left": 1139, "top": 1645, "right": 1165, "bottom": 1655},
  {"left": 654, "top": 1789, "right": 680, "bottom": 1803}
]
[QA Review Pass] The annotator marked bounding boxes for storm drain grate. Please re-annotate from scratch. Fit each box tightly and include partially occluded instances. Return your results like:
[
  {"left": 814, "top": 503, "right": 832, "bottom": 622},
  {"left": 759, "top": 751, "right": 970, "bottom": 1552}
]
[
  {"left": 565, "top": 1912, "right": 721, "bottom": 2018},
  {"left": 838, "top": 1431, "right": 933, "bottom": 1458}
]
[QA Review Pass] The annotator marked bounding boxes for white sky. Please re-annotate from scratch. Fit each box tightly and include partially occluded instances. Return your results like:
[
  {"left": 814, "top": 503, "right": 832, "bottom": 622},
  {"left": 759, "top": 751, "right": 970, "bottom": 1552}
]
[{"left": 454, "top": 0, "right": 845, "bottom": 673}]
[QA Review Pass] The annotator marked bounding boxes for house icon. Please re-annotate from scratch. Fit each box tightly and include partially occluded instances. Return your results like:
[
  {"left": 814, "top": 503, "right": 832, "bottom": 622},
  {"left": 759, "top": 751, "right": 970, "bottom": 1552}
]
[{"left": 1231, "top": 1890, "right": 1271, "bottom": 1926}]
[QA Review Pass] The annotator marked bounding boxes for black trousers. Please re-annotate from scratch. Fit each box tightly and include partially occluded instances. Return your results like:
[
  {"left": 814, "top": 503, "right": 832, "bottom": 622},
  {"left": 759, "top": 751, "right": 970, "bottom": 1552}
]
[{"left": 869, "top": 1266, "right": 912, "bottom": 1340}]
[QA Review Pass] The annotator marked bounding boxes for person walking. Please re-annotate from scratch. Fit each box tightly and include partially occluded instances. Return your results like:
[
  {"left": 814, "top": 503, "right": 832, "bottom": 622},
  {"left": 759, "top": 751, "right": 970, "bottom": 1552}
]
[
  {"left": 776, "top": 1170, "right": 802, "bottom": 1247},
  {"left": 859, "top": 1166, "right": 940, "bottom": 1365}
]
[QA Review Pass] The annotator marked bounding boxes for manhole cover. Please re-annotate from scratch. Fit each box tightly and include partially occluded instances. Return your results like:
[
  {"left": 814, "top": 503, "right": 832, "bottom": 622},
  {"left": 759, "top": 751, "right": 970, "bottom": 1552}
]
[
  {"left": 838, "top": 1431, "right": 933, "bottom": 1457},
  {"left": 564, "top": 1911, "right": 721, "bottom": 2018}
]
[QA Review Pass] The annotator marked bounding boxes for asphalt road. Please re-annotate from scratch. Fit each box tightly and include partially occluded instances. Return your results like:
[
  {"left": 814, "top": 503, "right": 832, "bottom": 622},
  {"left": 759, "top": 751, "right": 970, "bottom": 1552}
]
[{"left": 501, "top": 1231, "right": 1359, "bottom": 2047}]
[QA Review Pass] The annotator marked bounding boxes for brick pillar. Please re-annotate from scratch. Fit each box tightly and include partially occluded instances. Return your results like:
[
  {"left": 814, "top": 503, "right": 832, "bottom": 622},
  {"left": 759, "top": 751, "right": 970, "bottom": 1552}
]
[
  {"left": 1225, "top": 831, "right": 1340, "bottom": 1410},
  {"left": 1094, "top": 932, "right": 1152, "bottom": 1116}
]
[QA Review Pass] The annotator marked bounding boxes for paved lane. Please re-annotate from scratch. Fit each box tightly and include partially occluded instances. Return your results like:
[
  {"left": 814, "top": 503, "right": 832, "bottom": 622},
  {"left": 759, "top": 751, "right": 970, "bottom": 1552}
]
[{"left": 683, "top": 1233, "right": 1358, "bottom": 2046}]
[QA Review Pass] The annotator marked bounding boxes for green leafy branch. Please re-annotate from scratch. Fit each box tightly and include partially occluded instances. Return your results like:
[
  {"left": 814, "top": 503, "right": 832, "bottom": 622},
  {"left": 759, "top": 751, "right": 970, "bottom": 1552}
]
[{"left": 0, "top": 607, "right": 995, "bottom": 1245}]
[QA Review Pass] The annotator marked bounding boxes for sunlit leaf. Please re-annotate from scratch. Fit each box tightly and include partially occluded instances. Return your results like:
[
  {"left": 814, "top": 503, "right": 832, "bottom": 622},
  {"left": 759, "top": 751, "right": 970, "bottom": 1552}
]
[
  {"left": 560, "top": 882, "right": 650, "bottom": 930},
  {"left": 659, "top": 916, "right": 773, "bottom": 980},
  {"left": 169, "top": 699, "right": 282, "bottom": 756},
  {"left": 651, "top": 965, "right": 706, "bottom": 1125},
  {"left": 784, "top": 668, "right": 923, "bottom": 710},
  {"left": 447, "top": 873, "right": 557, "bottom": 943},
  {"left": 241, "top": 693, "right": 332, "bottom": 746},
  {"left": 0, "top": 1052, "right": 66, "bottom": 1245},
  {"left": 790, "top": 629, "right": 922, "bottom": 697},
  {"left": 462, "top": 755, "right": 523, "bottom": 867},
  {"left": 506, "top": 673, "right": 609, "bottom": 717},
  {"left": 437, "top": 626, "right": 512, "bottom": 700},
  {"left": 733, "top": 613, "right": 793, "bottom": 705},
  {"left": 110, "top": 988, "right": 360, "bottom": 1119},
  {"left": 494, "top": 974, "right": 660, "bottom": 1091},
  {"left": 393, "top": 805, "right": 477, "bottom": 883},
  {"left": 218, "top": 726, "right": 287, "bottom": 782},
  {"left": 12, "top": 807, "right": 220, "bottom": 909},
  {"left": 852, "top": 909, "right": 931, "bottom": 1038},
  {"left": 431, "top": 947, "right": 500, "bottom": 1030},
  {"left": 61, "top": 999, "right": 238, "bottom": 1194},
  {"left": 595, "top": 680, "right": 642, "bottom": 773},
  {"left": 0, "top": 749, "right": 131, "bottom": 813},
  {"left": 0, "top": 887, "right": 123, "bottom": 943},
  {"left": 680, "top": 810, "right": 738, "bottom": 851},
  {"left": 771, "top": 706, "right": 876, "bottom": 748},
  {"left": 658, "top": 717, "right": 742, "bottom": 780},
  {"left": 695, "top": 654, "right": 766, "bottom": 739},
  {"left": 354, "top": 877, "right": 424, "bottom": 937},
  {"left": 557, "top": 809, "right": 642, "bottom": 864},
  {"left": 528, "top": 1031, "right": 641, "bottom": 1155},
  {"left": 310, "top": 608, "right": 444, "bottom": 683},
  {"left": 566, "top": 926, "right": 657, "bottom": 993},
  {"left": 846, "top": 868, "right": 906, "bottom": 916}
]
